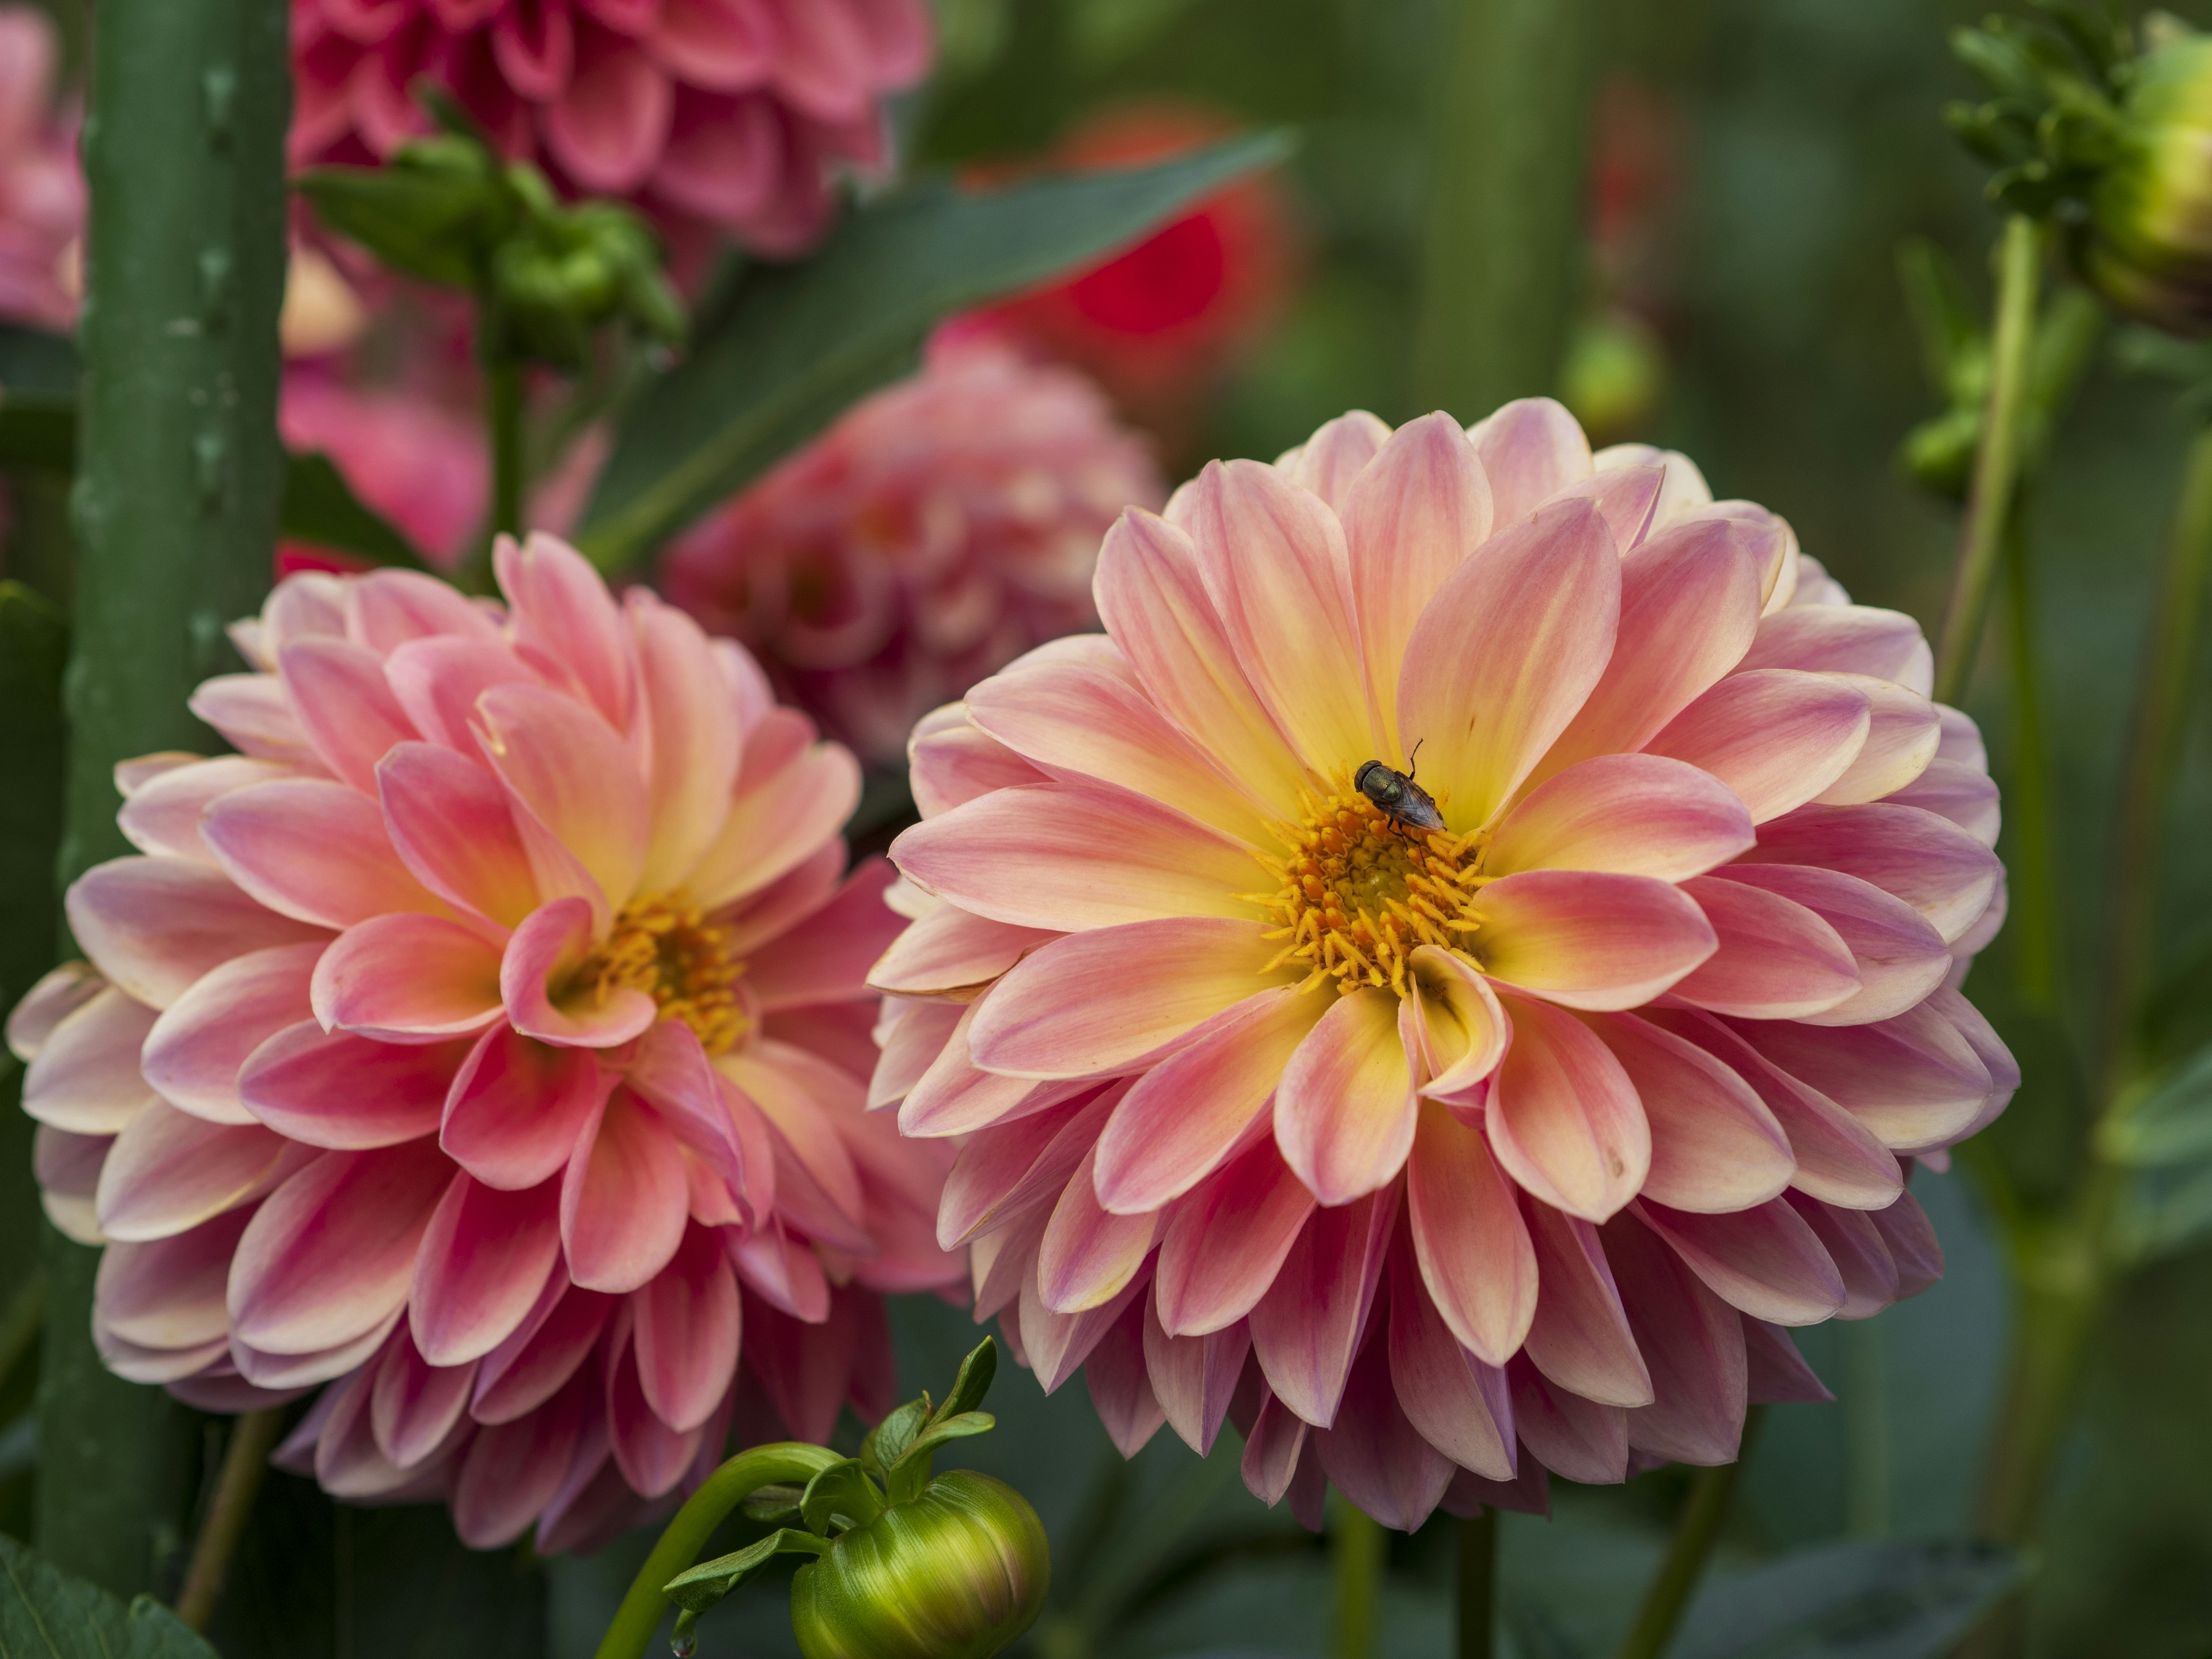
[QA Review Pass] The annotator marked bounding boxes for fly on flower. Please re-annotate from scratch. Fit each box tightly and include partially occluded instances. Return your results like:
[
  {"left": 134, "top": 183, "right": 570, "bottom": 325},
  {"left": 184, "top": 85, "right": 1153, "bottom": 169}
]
[{"left": 1353, "top": 741, "right": 1444, "bottom": 834}]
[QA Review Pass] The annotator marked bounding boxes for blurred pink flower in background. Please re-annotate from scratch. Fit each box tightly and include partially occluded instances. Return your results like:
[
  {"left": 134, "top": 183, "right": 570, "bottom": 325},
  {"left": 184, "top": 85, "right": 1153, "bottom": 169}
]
[
  {"left": 12, "top": 537, "right": 961, "bottom": 1551},
  {"left": 869, "top": 401, "right": 2012, "bottom": 1530},
  {"left": 0, "top": 6, "right": 81, "bottom": 332},
  {"left": 662, "top": 332, "right": 1165, "bottom": 767},
  {"left": 280, "top": 370, "right": 490, "bottom": 568},
  {"left": 290, "top": 0, "right": 934, "bottom": 258}
]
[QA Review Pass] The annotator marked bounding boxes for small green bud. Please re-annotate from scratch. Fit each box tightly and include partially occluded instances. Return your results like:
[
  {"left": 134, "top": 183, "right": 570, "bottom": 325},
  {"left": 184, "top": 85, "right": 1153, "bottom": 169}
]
[
  {"left": 788, "top": 1470, "right": 1049, "bottom": 1659},
  {"left": 2083, "top": 33, "right": 2212, "bottom": 334}
]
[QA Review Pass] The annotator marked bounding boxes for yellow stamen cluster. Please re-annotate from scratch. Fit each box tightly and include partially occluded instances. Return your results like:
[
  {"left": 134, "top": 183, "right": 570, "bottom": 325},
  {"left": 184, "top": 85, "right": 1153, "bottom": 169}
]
[
  {"left": 579, "top": 892, "right": 747, "bottom": 1054},
  {"left": 1250, "top": 785, "right": 1491, "bottom": 997}
]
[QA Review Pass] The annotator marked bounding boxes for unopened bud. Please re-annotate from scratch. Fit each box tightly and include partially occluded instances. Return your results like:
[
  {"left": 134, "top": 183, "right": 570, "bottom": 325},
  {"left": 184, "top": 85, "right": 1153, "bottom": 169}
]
[{"left": 2084, "top": 32, "right": 2212, "bottom": 334}]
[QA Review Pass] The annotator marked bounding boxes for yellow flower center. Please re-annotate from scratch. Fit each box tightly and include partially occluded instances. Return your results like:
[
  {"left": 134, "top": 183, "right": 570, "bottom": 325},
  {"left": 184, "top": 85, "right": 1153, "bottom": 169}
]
[
  {"left": 579, "top": 892, "right": 748, "bottom": 1055},
  {"left": 1251, "top": 783, "right": 1493, "bottom": 998}
]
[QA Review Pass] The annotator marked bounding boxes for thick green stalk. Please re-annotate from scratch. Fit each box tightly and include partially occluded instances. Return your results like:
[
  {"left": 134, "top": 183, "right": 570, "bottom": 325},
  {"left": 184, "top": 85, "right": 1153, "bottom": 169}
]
[
  {"left": 2001, "top": 517, "right": 2062, "bottom": 1012},
  {"left": 1612, "top": 1411, "right": 1763, "bottom": 1659},
  {"left": 593, "top": 1442, "right": 840, "bottom": 1659},
  {"left": 1933, "top": 217, "right": 2041, "bottom": 710},
  {"left": 1414, "top": 0, "right": 1597, "bottom": 416},
  {"left": 1455, "top": 1510, "right": 1496, "bottom": 1659},
  {"left": 1329, "top": 1499, "right": 1384, "bottom": 1659},
  {"left": 45, "top": 0, "right": 290, "bottom": 1599}
]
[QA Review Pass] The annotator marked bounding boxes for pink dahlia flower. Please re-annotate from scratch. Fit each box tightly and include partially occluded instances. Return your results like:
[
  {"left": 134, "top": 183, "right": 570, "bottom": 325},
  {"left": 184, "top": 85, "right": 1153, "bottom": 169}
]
[
  {"left": 869, "top": 402, "right": 2012, "bottom": 1530},
  {"left": 0, "top": 5, "right": 82, "bottom": 332},
  {"left": 662, "top": 332, "right": 1166, "bottom": 767},
  {"left": 290, "top": 0, "right": 933, "bottom": 258},
  {"left": 12, "top": 535, "right": 961, "bottom": 1551}
]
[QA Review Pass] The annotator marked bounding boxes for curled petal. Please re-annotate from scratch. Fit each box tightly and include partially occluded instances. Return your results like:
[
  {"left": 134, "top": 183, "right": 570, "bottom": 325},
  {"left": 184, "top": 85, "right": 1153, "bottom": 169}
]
[
  {"left": 501, "top": 896, "right": 658, "bottom": 1049},
  {"left": 441, "top": 1023, "right": 608, "bottom": 1190},
  {"left": 1402, "top": 946, "right": 1507, "bottom": 1099},
  {"left": 313, "top": 912, "right": 506, "bottom": 1043}
]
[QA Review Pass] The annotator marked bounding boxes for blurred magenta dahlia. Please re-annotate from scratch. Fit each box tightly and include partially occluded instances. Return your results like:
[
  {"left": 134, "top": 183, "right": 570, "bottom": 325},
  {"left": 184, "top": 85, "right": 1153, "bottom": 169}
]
[
  {"left": 0, "top": 4, "right": 81, "bottom": 331},
  {"left": 290, "top": 0, "right": 933, "bottom": 257},
  {"left": 662, "top": 332, "right": 1165, "bottom": 767},
  {"left": 870, "top": 402, "right": 2012, "bottom": 1529},
  {"left": 10, "top": 536, "right": 961, "bottom": 1551}
]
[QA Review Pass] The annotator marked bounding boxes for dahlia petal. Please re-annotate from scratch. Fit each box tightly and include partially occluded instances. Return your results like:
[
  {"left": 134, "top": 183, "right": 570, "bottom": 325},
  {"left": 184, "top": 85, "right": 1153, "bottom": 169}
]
[
  {"left": 1739, "top": 802, "right": 2000, "bottom": 946},
  {"left": 187, "top": 674, "right": 320, "bottom": 767},
  {"left": 967, "top": 919, "right": 1286, "bottom": 1077},
  {"left": 627, "top": 1022, "right": 751, "bottom": 1202},
  {"left": 1342, "top": 412, "right": 1494, "bottom": 738},
  {"left": 631, "top": 593, "right": 748, "bottom": 893},
  {"left": 1743, "top": 1317, "right": 1833, "bottom": 1403},
  {"left": 605, "top": 1342, "right": 704, "bottom": 1498},
  {"left": 1315, "top": 1321, "right": 1455, "bottom": 1532},
  {"left": 653, "top": 88, "right": 782, "bottom": 222},
  {"left": 1085, "top": 1300, "right": 1167, "bottom": 1456},
  {"left": 377, "top": 741, "right": 541, "bottom": 929},
  {"left": 1475, "top": 870, "right": 1717, "bottom": 1011},
  {"left": 1142, "top": 1302, "right": 1251, "bottom": 1457},
  {"left": 1017, "top": 1253, "right": 1151, "bottom": 1395},
  {"left": 743, "top": 1286, "right": 858, "bottom": 1443},
  {"left": 474, "top": 1282, "right": 614, "bottom": 1424},
  {"left": 1889, "top": 758, "right": 2002, "bottom": 847},
  {"left": 500, "top": 896, "right": 658, "bottom": 1048},
  {"left": 229, "top": 1141, "right": 452, "bottom": 1354},
  {"left": 1397, "top": 497, "right": 1620, "bottom": 828},
  {"left": 869, "top": 903, "right": 1058, "bottom": 999},
  {"left": 543, "top": 30, "right": 673, "bottom": 192},
  {"left": 871, "top": 998, "right": 964, "bottom": 1111},
  {"left": 203, "top": 778, "right": 441, "bottom": 928},
  {"left": 312, "top": 912, "right": 506, "bottom": 1043},
  {"left": 938, "top": 1088, "right": 1115, "bottom": 1248},
  {"left": 1520, "top": 1197, "right": 1652, "bottom": 1407},
  {"left": 239, "top": 1305, "right": 410, "bottom": 1396},
  {"left": 1486, "top": 994, "right": 1649, "bottom": 1223},
  {"left": 1870, "top": 1188, "right": 1942, "bottom": 1296},
  {"left": 67, "top": 857, "right": 328, "bottom": 1010},
  {"left": 142, "top": 942, "right": 323, "bottom": 1124},
  {"left": 647, "top": 0, "right": 774, "bottom": 90},
  {"left": 1687, "top": 502, "right": 1794, "bottom": 608},
  {"left": 1275, "top": 988, "right": 1417, "bottom": 1206},
  {"left": 1384, "top": 1232, "right": 1516, "bottom": 1478},
  {"left": 453, "top": 1372, "right": 589, "bottom": 1548},
  {"left": 22, "top": 984, "right": 158, "bottom": 1134},
  {"left": 631, "top": 1225, "right": 741, "bottom": 1431},
  {"left": 763, "top": 0, "right": 874, "bottom": 118},
  {"left": 370, "top": 1332, "right": 478, "bottom": 1467},
  {"left": 411, "top": 1172, "right": 563, "bottom": 1366},
  {"left": 441, "top": 1024, "right": 609, "bottom": 1190},
  {"left": 1155, "top": 1138, "right": 1316, "bottom": 1336},
  {"left": 1535, "top": 516, "right": 1763, "bottom": 779},
  {"left": 728, "top": 1218, "right": 832, "bottom": 1320},
  {"left": 1249, "top": 1184, "right": 1396, "bottom": 1427},
  {"left": 1406, "top": 1097, "right": 1536, "bottom": 1363},
  {"left": 1633, "top": 1197, "right": 1846, "bottom": 1325},
  {"left": 687, "top": 728, "right": 861, "bottom": 911},
  {"left": 1465, "top": 397, "right": 1592, "bottom": 524},
  {"left": 561, "top": 1086, "right": 689, "bottom": 1294},
  {"left": 1508, "top": 1356, "right": 1627, "bottom": 1484},
  {"left": 1671, "top": 875, "right": 1861, "bottom": 1020},
  {"left": 1740, "top": 604, "right": 1934, "bottom": 696},
  {"left": 908, "top": 715, "right": 1046, "bottom": 819},
  {"left": 965, "top": 657, "right": 1275, "bottom": 843},
  {"left": 1403, "top": 946, "right": 1508, "bottom": 1099},
  {"left": 719, "top": 1043, "right": 871, "bottom": 1249},
  {"left": 1239, "top": 1377, "right": 1315, "bottom": 1504},
  {"left": 1444, "top": 1461, "right": 1551, "bottom": 1520},
  {"left": 1039, "top": 1146, "right": 1157, "bottom": 1313},
  {"left": 1645, "top": 669, "right": 1871, "bottom": 824},
  {"left": 896, "top": 999, "right": 1082, "bottom": 1138},
  {"left": 1603, "top": 1214, "right": 1749, "bottom": 1464},
  {"left": 7, "top": 961, "right": 107, "bottom": 1065},
  {"left": 1717, "top": 865, "right": 1951, "bottom": 1027},
  {"left": 1784, "top": 1193, "right": 1897, "bottom": 1318},
  {"left": 382, "top": 637, "right": 536, "bottom": 753},
  {"left": 94, "top": 1209, "right": 251, "bottom": 1350},
  {"left": 119, "top": 756, "right": 285, "bottom": 865},
  {"left": 1096, "top": 988, "right": 1325, "bottom": 1214},
  {"left": 95, "top": 1100, "right": 291, "bottom": 1241},
  {"left": 279, "top": 639, "right": 419, "bottom": 791},
  {"left": 475, "top": 681, "right": 649, "bottom": 918},
  {"left": 721, "top": 838, "right": 849, "bottom": 959},
  {"left": 1484, "top": 754, "right": 1755, "bottom": 881},
  {"left": 1588, "top": 1013, "right": 1794, "bottom": 1214},
  {"left": 1552, "top": 463, "right": 1663, "bottom": 553},
  {"left": 1092, "top": 509, "right": 1307, "bottom": 819},
  {"left": 1730, "top": 997, "right": 1993, "bottom": 1149},
  {"left": 34, "top": 1125, "right": 109, "bottom": 1244},
  {"left": 1285, "top": 410, "right": 1392, "bottom": 510},
  {"left": 1812, "top": 677, "right": 1941, "bottom": 806},
  {"left": 743, "top": 861, "right": 903, "bottom": 1012}
]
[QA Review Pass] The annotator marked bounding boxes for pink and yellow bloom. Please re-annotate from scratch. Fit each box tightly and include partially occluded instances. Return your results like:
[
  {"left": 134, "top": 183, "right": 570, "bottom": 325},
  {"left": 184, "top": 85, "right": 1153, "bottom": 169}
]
[
  {"left": 12, "top": 536, "right": 961, "bottom": 1550},
  {"left": 663, "top": 332, "right": 1165, "bottom": 766},
  {"left": 870, "top": 402, "right": 2011, "bottom": 1529}
]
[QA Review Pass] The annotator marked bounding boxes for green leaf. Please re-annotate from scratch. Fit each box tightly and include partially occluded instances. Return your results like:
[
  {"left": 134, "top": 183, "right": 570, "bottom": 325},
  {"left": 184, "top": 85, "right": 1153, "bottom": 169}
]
[
  {"left": 2100, "top": 1043, "right": 2212, "bottom": 1166},
  {"left": 663, "top": 1528, "right": 830, "bottom": 1614},
  {"left": 937, "top": 1336, "right": 999, "bottom": 1423},
  {"left": 859, "top": 1397, "right": 931, "bottom": 1479},
  {"left": 1670, "top": 1539, "right": 2025, "bottom": 1658},
  {"left": 897, "top": 1411, "right": 998, "bottom": 1469},
  {"left": 297, "top": 164, "right": 495, "bottom": 290},
  {"left": 800, "top": 1458, "right": 887, "bottom": 1536},
  {"left": 575, "top": 131, "right": 1296, "bottom": 573},
  {"left": 741, "top": 1482, "right": 805, "bottom": 1524},
  {"left": 279, "top": 453, "right": 432, "bottom": 570},
  {"left": 0, "top": 1532, "right": 220, "bottom": 1659},
  {"left": 2116, "top": 1161, "right": 2212, "bottom": 1264}
]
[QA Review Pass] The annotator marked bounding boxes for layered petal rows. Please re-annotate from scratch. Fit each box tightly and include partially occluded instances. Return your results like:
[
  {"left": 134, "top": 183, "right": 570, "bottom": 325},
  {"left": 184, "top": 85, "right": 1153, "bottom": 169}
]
[
  {"left": 290, "top": 0, "right": 933, "bottom": 256},
  {"left": 872, "top": 402, "right": 2012, "bottom": 1529},
  {"left": 14, "top": 536, "right": 961, "bottom": 1552}
]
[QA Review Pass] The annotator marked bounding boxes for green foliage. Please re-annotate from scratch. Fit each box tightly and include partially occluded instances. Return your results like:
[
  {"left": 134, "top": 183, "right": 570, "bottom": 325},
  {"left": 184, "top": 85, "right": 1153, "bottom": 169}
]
[
  {"left": 573, "top": 132, "right": 1293, "bottom": 572},
  {"left": 662, "top": 1529, "right": 830, "bottom": 1616},
  {"left": 0, "top": 1533, "right": 219, "bottom": 1659},
  {"left": 1944, "top": 3, "right": 2130, "bottom": 215}
]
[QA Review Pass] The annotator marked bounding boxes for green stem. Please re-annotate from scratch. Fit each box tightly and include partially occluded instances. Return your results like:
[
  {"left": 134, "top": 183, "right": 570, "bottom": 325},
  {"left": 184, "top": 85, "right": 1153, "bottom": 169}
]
[
  {"left": 1328, "top": 1498, "right": 1384, "bottom": 1659},
  {"left": 1611, "top": 1410, "right": 1763, "bottom": 1659},
  {"left": 2001, "top": 514, "right": 2062, "bottom": 1012},
  {"left": 173, "top": 1408, "right": 285, "bottom": 1631},
  {"left": 592, "top": 1442, "right": 839, "bottom": 1659},
  {"left": 51, "top": 0, "right": 290, "bottom": 1599},
  {"left": 1414, "top": 0, "right": 1597, "bottom": 415},
  {"left": 1455, "top": 1509, "right": 1496, "bottom": 1659},
  {"left": 1933, "top": 215, "right": 2041, "bottom": 710}
]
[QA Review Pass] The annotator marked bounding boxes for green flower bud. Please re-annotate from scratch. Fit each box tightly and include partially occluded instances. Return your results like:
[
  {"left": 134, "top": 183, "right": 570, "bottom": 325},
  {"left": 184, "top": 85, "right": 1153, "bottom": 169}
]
[
  {"left": 788, "top": 1470, "right": 1049, "bottom": 1659},
  {"left": 2085, "top": 33, "right": 2212, "bottom": 334}
]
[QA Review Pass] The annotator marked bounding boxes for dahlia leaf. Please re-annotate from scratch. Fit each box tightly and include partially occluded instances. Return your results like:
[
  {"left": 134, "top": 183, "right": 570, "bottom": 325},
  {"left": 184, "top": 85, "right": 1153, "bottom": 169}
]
[
  {"left": 0, "top": 1532, "right": 220, "bottom": 1659},
  {"left": 662, "top": 1528, "right": 830, "bottom": 1614},
  {"left": 937, "top": 1336, "right": 1000, "bottom": 1422},
  {"left": 575, "top": 129, "right": 1297, "bottom": 573},
  {"left": 799, "top": 1460, "right": 888, "bottom": 1536}
]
